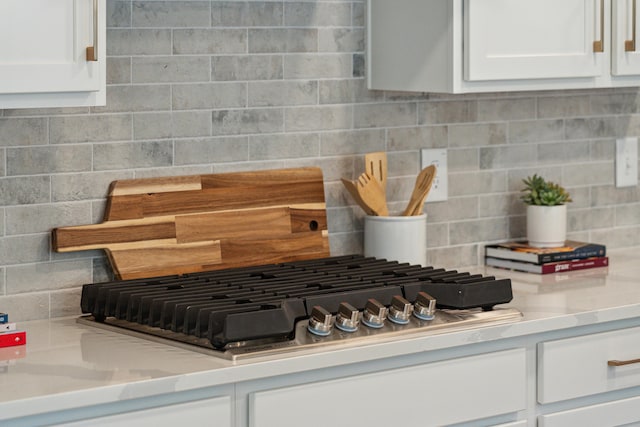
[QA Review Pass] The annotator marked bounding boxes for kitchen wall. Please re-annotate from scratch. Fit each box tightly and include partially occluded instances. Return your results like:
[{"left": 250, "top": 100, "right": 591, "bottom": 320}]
[{"left": 1, "top": 0, "right": 640, "bottom": 321}]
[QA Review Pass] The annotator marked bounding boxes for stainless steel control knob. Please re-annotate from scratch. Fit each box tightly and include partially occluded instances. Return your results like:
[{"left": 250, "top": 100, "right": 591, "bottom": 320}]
[
  {"left": 413, "top": 291, "right": 436, "bottom": 320},
  {"left": 307, "top": 305, "right": 334, "bottom": 336},
  {"left": 335, "top": 302, "right": 360, "bottom": 332},
  {"left": 362, "top": 299, "right": 388, "bottom": 329},
  {"left": 388, "top": 295, "right": 413, "bottom": 325}
]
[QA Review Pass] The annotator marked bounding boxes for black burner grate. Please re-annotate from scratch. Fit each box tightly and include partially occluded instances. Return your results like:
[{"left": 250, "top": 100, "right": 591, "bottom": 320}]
[{"left": 80, "top": 255, "right": 512, "bottom": 349}]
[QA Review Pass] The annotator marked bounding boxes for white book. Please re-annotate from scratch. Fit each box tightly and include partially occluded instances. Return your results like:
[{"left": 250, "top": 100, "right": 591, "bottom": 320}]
[{"left": 0, "top": 323, "right": 17, "bottom": 333}]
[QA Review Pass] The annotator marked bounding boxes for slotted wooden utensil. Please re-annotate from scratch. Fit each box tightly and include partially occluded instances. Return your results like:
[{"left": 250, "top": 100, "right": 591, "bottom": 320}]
[
  {"left": 341, "top": 178, "right": 375, "bottom": 216},
  {"left": 365, "top": 151, "right": 387, "bottom": 193},
  {"left": 356, "top": 172, "right": 389, "bottom": 216},
  {"left": 402, "top": 165, "right": 437, "bottom": 216}
]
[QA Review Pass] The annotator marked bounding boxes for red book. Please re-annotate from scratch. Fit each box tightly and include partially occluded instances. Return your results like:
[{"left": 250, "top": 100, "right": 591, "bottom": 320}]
[
  {"left": 485, "top": 256, "right": 609, "bottom": 274},
  {"left": 0, "top": 331, "right": 26, "bottom": 348}
]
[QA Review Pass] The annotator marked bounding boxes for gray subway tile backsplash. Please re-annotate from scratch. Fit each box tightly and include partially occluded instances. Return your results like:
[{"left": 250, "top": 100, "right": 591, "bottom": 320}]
[
  {"left": 212, "top": 55, "right": 283, "bottom": 81},
  {"left": 93, "top": 85, "right": 172, "bottom": 113},
  {"left": 248, "top": 29, "right": 318, "bottom": 54},
  {"left": 0, "top": 0, "right": 639, "bottom": 320},
  {"left": 0, "top": 118, "right": 48, "bottom": 147},
  {"left": 173, "top": 29, "right": 247, "bottom": 55},
  {"left": 172, "top": 82, "right": 246, "bottom": 110},
  {"left": 107, "top": 29, "right": 172, "bottom": 55},
  {"left": 50, "top": 114, "right": 132, "bottom": 144},
  {"left": 0, "top": 176, "right": 50, "bottom": 206},
  {"left": 7, "top": 145, "right": 92, "bottom": 176},
  {"left": 211, "top": 1, "right": 283, "bottom": 27},
  {"left": 283, "top": 54, "right": 353, "bottom": 79},
  {"left": 132, "top": 1, "right": 211, "bottom": 28},
  {"left": 175, "top": 136, "right": 248, "bottom": 165},
  {"left": 248, "top": 80, "right": 318, "bottom": 107},
  {"left": 132, "top": 56, "right": 211, "bottom": 84},
  {"left": 93, "top": 141, "right": 174, "bottom": 171}
]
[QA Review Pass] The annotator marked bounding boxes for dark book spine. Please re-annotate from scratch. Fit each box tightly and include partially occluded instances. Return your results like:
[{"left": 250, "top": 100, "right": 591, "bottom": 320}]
[
  {"left": 538, "top": 246, "right": 606, "bottom": 263},
  {"left": 540, "top": 257, "right": 609, "bottom": 274}
]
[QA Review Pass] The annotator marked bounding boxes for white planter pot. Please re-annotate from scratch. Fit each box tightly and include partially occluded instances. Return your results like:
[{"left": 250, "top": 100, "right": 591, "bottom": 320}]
[
  {"left": 364, "top": 214, "right": 427, "bottom": 266},
  {"left": 526, "top": 205, "right": 567, "bottom": 248}
]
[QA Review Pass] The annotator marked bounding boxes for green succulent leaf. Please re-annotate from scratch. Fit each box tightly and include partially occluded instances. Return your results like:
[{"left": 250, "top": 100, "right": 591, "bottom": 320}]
[{"left": 520, "top": 174, "right": 572, "bottom": 206}]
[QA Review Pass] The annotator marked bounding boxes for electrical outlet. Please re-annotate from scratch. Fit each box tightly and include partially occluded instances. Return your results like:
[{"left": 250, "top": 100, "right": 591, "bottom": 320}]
[
  {"left": 616, "top": 137, "right": 638, "bottom": 188},
  {"left": 420, "top": 149, "right": 448, "bottom": 202}
]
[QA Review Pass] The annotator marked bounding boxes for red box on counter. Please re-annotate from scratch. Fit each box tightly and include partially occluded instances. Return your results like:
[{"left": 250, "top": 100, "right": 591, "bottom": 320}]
[{"left": 0, "top": 331, "right": 26, "bottom": 348}]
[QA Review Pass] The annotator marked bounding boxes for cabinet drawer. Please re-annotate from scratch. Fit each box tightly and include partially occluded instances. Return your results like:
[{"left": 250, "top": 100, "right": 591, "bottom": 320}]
[
  {"left": 54, "top": 396, "right": 231, "bottom": 427},
  {"left": 538, "top": 395, "right": 640, "bottom": 427},
  {"left": 538, "top": 326, "right": 640, "bottom": 403},
  {"left": 250, "top": 348, "right": 526, "bottom": 427}
]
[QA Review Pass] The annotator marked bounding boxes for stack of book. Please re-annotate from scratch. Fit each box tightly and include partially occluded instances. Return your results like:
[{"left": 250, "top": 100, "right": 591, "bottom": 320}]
[
  {"left": 484, "top": 240, "right": 608, "bottom": 274},
  {"left": 0, "top": 313, "right": 26, "bottom": 372},
  {"left": 0, "top": 312, "right": 26, "bottom": 349}
]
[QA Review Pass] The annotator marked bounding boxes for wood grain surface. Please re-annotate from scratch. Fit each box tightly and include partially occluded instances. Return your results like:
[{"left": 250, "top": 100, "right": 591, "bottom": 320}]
[{"left": 52, "top": 167, "right": 330, "bottom": 279}]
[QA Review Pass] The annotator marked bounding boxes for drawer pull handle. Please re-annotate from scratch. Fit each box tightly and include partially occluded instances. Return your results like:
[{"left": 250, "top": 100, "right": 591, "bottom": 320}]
[
  {"left": 608, "top": 358, "right": 640, "bottom": 366},
  {"left": 86, "top": 0, "right": 98, "bottom": 61},
  {"left": 594, "top": 0, "right": 605, "bottom": 52},
  {"left": 626, "top": 0, "right": 637, "bottom": 51}
]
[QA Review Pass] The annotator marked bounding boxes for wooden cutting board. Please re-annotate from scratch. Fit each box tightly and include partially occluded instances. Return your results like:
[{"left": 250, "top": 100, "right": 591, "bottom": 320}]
[{"left": 52, "top": 167, "right": 330, "bottom": 280}]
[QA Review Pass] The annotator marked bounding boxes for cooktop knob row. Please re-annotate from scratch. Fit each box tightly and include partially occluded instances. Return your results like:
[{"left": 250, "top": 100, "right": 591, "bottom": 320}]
[{"left": 306, "top": 293, "right": 437, "bottom": 336}]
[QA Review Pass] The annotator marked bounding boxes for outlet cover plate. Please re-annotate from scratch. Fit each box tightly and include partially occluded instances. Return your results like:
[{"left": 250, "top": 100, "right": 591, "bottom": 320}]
[
  {"left": 616, "top": 137, "right": 638, "bottom": 188},
  {"left": 421, "top": 148, "right": 447, "bottom": 202}
]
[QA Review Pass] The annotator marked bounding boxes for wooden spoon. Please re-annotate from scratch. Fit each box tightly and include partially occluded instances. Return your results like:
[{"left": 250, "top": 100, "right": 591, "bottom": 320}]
[
  {"left": 365, "top": 151, "right": 387, "bottom": 193},
  {"left": 356, "top": 172, "right": 389, "bottom": 216},
  {"left": 402, "top": 165, "right": 437, "bottom": 216},
  {"left": 341, "top": 178, "right": 375, "bottom": 216}
]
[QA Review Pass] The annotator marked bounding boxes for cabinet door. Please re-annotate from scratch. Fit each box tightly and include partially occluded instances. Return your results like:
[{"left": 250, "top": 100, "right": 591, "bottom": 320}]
[
  {"left": 0, "top": 0, "right": 103, "bottom": 95},
  {"left": 250, "top": 348, "right": 526, "bottom": 427},
  {"left": 612, "top": 0, "right": 640, "bottom": 75},
  {"left": 51, "top": 396, "right": 232, "bottom": 427},
  {"left": 464, "top": 0, "right": 604, "bottom": 81}
]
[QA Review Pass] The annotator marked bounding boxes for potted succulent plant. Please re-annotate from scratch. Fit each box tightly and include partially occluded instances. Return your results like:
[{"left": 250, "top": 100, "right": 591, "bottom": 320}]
[{"left": 520, "top": 174, "right": 572, "bottom": 248}]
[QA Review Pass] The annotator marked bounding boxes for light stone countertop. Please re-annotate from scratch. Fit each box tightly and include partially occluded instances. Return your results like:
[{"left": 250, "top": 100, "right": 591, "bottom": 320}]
[{"left": 1, "top": 248, "right": 639, "bottom": 422}]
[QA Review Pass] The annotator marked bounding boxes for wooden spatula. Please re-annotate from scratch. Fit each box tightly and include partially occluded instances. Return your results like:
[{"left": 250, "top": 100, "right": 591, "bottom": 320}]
[
  {"left": 341, "top": 178, "right": 375, "bottom": 216},
  {"left": 365, "top": 151, "right": 387, "bottom": 193},
  {"left": 356, "top": 172, "right": 389, "bottom": 216},
  {"left": 402, "top": 165, "right": 437, "bottom": 216}
]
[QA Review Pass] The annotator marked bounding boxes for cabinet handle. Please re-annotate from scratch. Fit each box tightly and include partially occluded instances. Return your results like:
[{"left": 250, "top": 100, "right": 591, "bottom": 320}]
[
  {"left": 594, "top": 0, "right": 605, "bottom": 52},
  {"left": 86, "top": 0, "right": 98, "bottom": 61},
  {"left": 626, "top": 0, "right": 637, "bottom": 51},
  {"left": 608, "top": 358, "right": 640, "bottom": 366}
]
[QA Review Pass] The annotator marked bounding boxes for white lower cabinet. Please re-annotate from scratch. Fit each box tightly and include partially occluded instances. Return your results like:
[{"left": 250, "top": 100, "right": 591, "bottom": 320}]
[
  {"left": 52, "top": 396, "right": 231, "bottom": 427},
  {"left": 13, "top": 320, "right": 640, "bottom": 426},
  {"left": 538, "top": 395, "right": 640, "bottom": 427},
  {"left": 249, "top": 348, "right": 527, "bottom": 427},
  {"left": 538, "top": 326, "right": 640, "bottom": 404}
]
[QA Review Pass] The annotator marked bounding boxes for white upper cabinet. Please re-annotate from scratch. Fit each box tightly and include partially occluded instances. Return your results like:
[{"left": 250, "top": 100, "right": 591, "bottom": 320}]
[
  {"left": 612, "top": 0, "right": 640, "bottom": 76},
  {"left": 464, "top": 0, "right": 603, "bottom": 81},
  {"left": 0, "top": 0, "right": 106, "bottom": 108},
  {"left": 367, "top": 0, "right": 640, "bottom": 93}
]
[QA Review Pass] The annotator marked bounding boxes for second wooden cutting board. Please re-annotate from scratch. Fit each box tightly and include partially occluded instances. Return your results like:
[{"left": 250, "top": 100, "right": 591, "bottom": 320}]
[{"left": 52, "top": 167, "right": 330, "bottom": 280}]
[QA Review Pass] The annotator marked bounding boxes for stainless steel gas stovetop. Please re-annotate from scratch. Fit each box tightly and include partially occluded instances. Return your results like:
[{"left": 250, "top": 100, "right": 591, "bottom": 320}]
[{"left": 78, "top": 255, "right": 522, "bottom": 361}]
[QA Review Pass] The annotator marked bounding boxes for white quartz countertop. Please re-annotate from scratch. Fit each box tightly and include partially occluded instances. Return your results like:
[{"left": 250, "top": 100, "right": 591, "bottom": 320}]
[{"left": 2, "top": 248, "right": 640, "bottom": 421}]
